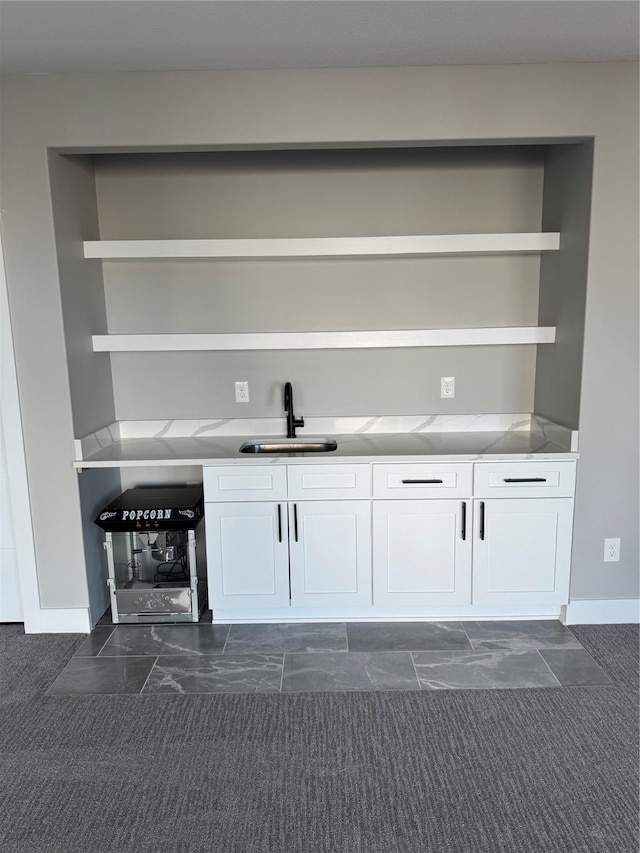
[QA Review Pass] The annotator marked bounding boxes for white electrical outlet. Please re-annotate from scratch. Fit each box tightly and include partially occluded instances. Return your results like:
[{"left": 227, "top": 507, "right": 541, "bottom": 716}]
[
  {"left": 441, "top": 376, "right": 455, "bottom": 398},
  {"left": 604, "top": 537, "right": 621, "bottom": 562},
  {"left": 234, "top": 381, "right": 249, "bottom": 403}
]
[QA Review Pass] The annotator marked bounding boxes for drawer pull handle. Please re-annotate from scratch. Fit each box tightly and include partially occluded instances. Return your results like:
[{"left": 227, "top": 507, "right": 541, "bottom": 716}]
[
  {"left": 293, "top": 503, "right": 299, "bottom": 542},
  {"left": 277, "top": 504, "right": 282, "bottom": 543},
  {"left": 401, "top": 479, "right": 444, "bottom": 484},
  {"left": 480, "top": 501, "right": 485, "bottom": 541},
  {"left": 503, "top": 477, "right": 548, "bottom": 483},
  {"left": 461, "top": 501, "right": 467, "bottom": 541}
]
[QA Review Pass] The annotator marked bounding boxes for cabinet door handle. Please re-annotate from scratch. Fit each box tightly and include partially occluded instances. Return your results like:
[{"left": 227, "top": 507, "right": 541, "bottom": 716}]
[
  {"left": 293, "top": 503, "right": 299, "bottom": 542},
  {"left": 479, "top": 501, "right": 485, "bottom": 541},
  {"left": 277, "top": 504, "right": 282, "bottom": 543},
  {"left": 503, "top": 477, "right": 547, "bottom": 483},
  {"left": 401, "top": 478, "right": 444, "bottom": 484},
  {"left": 461, "top": 501, "right": 467, "bottom": 541}
]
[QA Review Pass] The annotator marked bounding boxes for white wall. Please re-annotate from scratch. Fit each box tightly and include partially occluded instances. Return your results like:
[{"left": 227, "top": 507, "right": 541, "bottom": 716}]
[
  {"left": 0, "top": 63, "right": 637, "bottom": 612},
  {"left": 0, "top": 421, "right": 23, "bottom": 622}
]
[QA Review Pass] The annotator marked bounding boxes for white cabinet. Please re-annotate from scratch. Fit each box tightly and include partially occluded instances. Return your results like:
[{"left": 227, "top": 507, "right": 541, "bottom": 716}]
[
  {"left": 204, "top": 464, "right": 372, "bottom": 614},
  {"left": 373, "top": 500, "right": 471, "bottom": 606},
  {"left": 205, "top": 501, "right": 290, "bottom": 610},
  {"left": 204, "top": 458, "right": 577, "bottom": 618},
  {"left": 372, "top": 462, "right": 472, "bottom": 607},
  {"left": 472, "top": 461, "right": 576, "bottom": 608},
  {"left": 472, "top": 498, "right": 574, "bottom": 607},
  {"left": 289, "top": 501, "right": 371, "bottom": 608},
  {"left": 372, "top": 460, "right": 576, "bottom": 611}
]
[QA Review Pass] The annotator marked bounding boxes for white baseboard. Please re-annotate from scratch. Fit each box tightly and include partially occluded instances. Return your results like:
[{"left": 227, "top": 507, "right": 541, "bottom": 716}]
[
  {"left": 561, "top": 599, "right": 640, "bottom": 625},
  {"left": 23, "top": 608, "right": 91, "bottom": 634},
  {"left": 213, "top": 606, "right": 562, "bottom": 623}
]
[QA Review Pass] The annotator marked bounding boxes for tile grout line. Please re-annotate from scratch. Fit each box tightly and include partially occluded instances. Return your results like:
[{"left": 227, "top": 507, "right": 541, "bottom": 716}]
[
  {"left": 409, "top": 651, "right": 423, "bottom": 691},
  {"left": 220, "top": 623, "right": 231, "bottom": 655},
  {"left": 139, "top": 656, "right": 160, "bottom": 694},
  {"left": 460, "top": 621, "right": 475, "bottom": 650},
  {"left": 74, "top": 626, "right": 114, "bottom": 659},
  {"left": 93, "top": 626, "right": 118, "bottom": 658},
  {"left": 93, "top": 626, "right": 115, "bottom": 657},
  {"left": 535, "top": 650, "right": 563, "bottom": 688}
]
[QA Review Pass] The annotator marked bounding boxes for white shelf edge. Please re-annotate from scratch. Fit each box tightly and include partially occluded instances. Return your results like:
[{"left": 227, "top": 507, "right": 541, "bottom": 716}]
[
  {"left": 83, "top": 233, "right": 560, "bottom": 260},
  {"left": 92, "top": 327, "right": 556, "bottom": 352}
]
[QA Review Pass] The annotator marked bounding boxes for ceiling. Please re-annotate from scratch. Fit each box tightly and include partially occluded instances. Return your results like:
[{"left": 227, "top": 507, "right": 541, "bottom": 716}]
[{"left": 0, "top": 1, "right": 638, "bottom": 75}]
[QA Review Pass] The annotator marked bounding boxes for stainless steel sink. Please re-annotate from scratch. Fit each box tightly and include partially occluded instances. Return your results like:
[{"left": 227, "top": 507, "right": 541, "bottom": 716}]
[{"left": 240, "top": 437, "right": 338, "bottom": 454}]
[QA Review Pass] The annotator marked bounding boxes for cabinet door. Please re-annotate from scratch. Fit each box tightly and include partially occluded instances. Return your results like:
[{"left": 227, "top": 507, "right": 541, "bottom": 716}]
[
  {"left": 288, "top": 501, "right": 371, "bottom": 608},
  {"left": 205, "top": 502, "right": 290, "bottom": 610},
  {"left": 373, "top": 500, "right": 471, "bottom": 606},
  {"left": 472, "top": 498, "right": 574, "bottom": 607}
]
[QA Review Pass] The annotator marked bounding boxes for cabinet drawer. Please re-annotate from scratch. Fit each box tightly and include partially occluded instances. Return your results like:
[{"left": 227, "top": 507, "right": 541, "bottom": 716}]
[
  {"left": 473, "top": 461, "right": 576, "bottom": 498},
  {"left": 287, "top": 464, "right": 371, "bottom": 500},
  {"left": 203, "top": 465, "right": 287, "bottom": 501},
  {"left": 373, "top": 463, "right": 472, "bottom": 498}
]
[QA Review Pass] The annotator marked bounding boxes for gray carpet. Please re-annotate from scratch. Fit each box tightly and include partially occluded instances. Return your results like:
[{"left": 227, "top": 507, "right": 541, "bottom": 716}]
[{"left": 0, "top": 623, "right": 637, "bottom": 853}]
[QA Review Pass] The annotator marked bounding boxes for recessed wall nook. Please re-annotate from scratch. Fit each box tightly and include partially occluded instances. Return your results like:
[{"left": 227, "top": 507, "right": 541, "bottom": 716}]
[{"left": 49, "top": 142, "right": 591, "bottom": 625}]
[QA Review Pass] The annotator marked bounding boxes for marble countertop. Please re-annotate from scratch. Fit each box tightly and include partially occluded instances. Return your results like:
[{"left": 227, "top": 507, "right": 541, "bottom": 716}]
[{"left": 73, "top": 429, "right": 578, "bottom": 468}]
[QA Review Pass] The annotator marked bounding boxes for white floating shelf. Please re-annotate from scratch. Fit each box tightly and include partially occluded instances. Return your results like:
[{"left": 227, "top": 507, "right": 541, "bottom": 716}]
[
  {"left": 92, "top": 327, "right": 556, "bottom": 353},
  {"left": 83, "top": 233, "right": 560, "bottom": 260}
]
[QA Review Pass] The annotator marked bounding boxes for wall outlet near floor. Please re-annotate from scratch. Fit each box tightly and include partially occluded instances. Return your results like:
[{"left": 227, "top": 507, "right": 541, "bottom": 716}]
[
  {"left": 604, "top": 537, "right": 621, "bottom": 562},
  {"left": 441, "top": 376, "right": 455, "bottom": 398},
  {"left": 234, "top": 381, "right": 250, "bottom": 403}
]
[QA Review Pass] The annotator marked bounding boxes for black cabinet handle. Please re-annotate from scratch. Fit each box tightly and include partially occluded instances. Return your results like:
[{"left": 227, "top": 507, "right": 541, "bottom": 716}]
[
  {"left": 277, "top": 504, "right": 282, "bottom": 543},
  {"left": 461, "top": 501, "right": 467, "bottom": 541},
  {"left": 401, "top": 479, "right": 444, "bottom": 484},
  {"left": 503, "top": 477, "right": 547, "bottom": 483},
  {"left": 293, "top": 503, "right": 298, "bottom": 542},
  {"left": 480, "top": 501, "right": 485, "bottom": 541}
]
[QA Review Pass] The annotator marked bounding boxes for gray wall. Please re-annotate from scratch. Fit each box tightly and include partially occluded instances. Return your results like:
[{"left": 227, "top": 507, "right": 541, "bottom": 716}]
[
  {"left": 535, "top": 142, "right": 593, "bottom": 429},
  {"left": 47, "top": 153, "right": 120, "bottom": 614},
  {"left": 94, "top": 147, "right": 544, "bottom": 238},
  {"left": 77, "top": 467, "right": 121, "bottom": 625},
  {"left": 0, "top": 63, "right": 637, "bottom": 608},
  {"left": 95, "top": 147, "right": 543, "bottom": 419},
  {"left": 110, "top": 347, "right": 538, "bottom": 420},
  {"left": 48, "top": 152, "right": 116, "bottom": 437}
]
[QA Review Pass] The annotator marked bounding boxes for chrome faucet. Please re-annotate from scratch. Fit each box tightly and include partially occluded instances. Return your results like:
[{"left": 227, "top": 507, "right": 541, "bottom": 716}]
[{"left": 284, "top": 382, "right": 304, "bottom": 439}]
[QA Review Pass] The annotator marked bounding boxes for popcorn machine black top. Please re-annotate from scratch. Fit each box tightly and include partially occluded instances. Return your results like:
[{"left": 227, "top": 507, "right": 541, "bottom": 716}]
[{"left": 95, "top": 486, "right": 206, "bottom": 624}]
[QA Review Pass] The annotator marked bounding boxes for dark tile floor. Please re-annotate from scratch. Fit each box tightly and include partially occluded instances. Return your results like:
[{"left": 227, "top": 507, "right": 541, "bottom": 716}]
[{"left": 46, "top": 619, "right": 613, "bottom": 696}]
